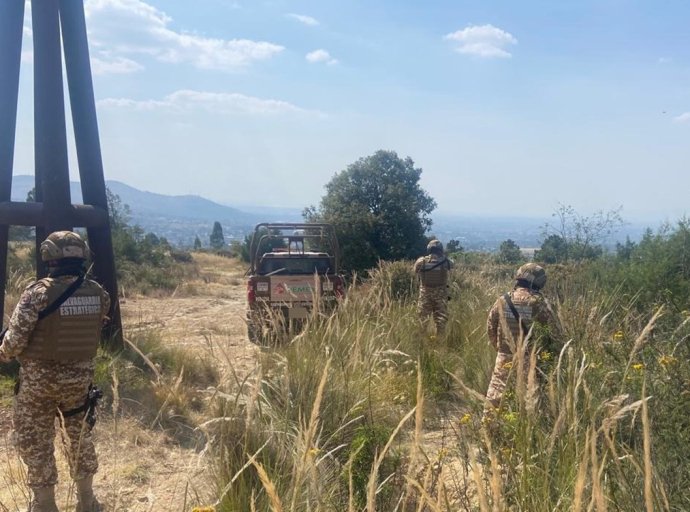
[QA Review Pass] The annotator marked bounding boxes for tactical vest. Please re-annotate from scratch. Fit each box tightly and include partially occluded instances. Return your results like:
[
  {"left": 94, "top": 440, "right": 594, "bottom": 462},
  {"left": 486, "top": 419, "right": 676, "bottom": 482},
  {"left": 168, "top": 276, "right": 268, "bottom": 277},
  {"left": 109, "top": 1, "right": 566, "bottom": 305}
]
[
  {"left": 22, "top": 277, "right": 106, "bottom": 361},
  {"left": 419, "top": 257, "right": 450, "bottom": 288},
  {"left": 501, "top": 293, "right": 535, "bottom": 340}
]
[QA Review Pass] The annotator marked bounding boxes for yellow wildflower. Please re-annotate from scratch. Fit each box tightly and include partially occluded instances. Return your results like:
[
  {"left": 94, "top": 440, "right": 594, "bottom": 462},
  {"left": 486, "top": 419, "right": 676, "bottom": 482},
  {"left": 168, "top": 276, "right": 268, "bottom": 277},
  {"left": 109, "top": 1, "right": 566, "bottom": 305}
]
[
  {"left": 539, "top": 351, "right": 552, "bottom": 362},
  {"left": 308, "top": 447, "right": 320, "bottom": 458},
  {"left": 503, "top": 361, "right": 513, "bottom": 370},
  {"left": 613, "top": 330, "right": 625, "bottom": 342},
  {"left": 632, "top": 363, "right": 644, "bottom": 371},
  {"left": 429, "top": 335, "right": 437, "bottom": 342},
  {"left": 192, "top": 507, "right": 215, "bottom": 512},
  {"left": 459, "top": 413, "right": 472, "bottom": 425},
  {"left": 658, "top": 355, "right": 678, "bottom": 367},
  {"left": 502, "top": 411, "right": 518, "bottom": 424}
]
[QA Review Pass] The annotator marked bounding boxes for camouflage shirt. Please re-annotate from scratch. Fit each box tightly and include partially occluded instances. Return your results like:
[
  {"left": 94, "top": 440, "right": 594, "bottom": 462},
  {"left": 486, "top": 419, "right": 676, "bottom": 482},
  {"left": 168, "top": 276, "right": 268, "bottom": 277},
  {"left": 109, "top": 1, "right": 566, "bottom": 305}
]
[
  {"left": 486, "top": 286, "right": 563, "bottom": 354},
  {"left": 0, "top": 276, "right": 110, "bottom": 365}
]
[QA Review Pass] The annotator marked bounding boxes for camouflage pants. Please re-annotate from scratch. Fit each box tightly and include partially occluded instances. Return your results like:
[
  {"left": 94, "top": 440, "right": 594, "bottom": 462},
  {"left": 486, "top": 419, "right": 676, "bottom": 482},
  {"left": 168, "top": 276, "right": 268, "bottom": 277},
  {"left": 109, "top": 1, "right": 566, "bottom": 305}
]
[
  {"left": 484, "top": 351, "right": 513, "bottom": 415},
  {"left": 14, "top": 361, "right": 98, "bottom": 488},
  {"left": 417, "top": 286, "right": 449, "bottom": 333}
]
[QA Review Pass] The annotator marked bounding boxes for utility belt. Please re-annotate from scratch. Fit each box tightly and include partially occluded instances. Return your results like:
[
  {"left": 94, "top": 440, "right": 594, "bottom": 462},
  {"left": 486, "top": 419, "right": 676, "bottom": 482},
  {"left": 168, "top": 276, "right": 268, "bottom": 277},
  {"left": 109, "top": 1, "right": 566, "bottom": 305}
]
[
  {"left": 61, "top": 385, "right": 104, "bottom": 429},
  {"left": 14, "top": 379, "right": 103, "bottom": 429}
]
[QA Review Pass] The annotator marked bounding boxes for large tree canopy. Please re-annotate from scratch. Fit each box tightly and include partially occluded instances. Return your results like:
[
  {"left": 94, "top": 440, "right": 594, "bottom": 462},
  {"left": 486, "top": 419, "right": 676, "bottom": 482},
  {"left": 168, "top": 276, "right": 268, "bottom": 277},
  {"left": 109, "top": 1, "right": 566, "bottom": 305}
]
[{"left": 305, "top": 150, "right": 436, "bottom": 273}]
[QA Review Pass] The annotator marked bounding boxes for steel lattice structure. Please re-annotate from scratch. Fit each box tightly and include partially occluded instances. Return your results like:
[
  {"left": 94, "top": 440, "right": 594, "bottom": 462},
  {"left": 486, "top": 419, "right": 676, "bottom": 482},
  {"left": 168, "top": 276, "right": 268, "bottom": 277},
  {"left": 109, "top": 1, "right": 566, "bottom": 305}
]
[{"left": 0, "top": 0, "right": 122, "bottom": 344}]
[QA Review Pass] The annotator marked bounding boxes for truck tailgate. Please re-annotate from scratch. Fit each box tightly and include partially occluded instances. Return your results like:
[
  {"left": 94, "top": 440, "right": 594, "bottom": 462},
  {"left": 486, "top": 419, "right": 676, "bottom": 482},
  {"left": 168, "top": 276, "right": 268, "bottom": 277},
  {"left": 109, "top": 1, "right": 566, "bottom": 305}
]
[{"left": 269, "top": 275, "right": 320, "bottom": 302}]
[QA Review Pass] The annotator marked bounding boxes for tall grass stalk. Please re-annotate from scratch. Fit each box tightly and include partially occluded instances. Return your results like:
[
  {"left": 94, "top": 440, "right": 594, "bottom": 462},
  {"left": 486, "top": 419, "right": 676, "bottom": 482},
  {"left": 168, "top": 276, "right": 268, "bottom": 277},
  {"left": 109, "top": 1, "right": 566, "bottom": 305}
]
[{"left": 205, "top": 261, "right": 687, "bottom": 510}]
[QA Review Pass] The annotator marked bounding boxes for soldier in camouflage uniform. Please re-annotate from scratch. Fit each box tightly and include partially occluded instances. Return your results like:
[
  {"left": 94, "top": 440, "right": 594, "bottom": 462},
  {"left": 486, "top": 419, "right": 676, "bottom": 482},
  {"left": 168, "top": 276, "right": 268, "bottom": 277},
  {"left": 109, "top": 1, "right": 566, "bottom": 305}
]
[
  {"left": 0, "top": 231, "right": 110, "bottom": 512},
  {"left": 414, "top": 240, "right": 453, "bottom": 334},
  {"left": 484, "top": 263, "right": 563, "bottom": 418}
]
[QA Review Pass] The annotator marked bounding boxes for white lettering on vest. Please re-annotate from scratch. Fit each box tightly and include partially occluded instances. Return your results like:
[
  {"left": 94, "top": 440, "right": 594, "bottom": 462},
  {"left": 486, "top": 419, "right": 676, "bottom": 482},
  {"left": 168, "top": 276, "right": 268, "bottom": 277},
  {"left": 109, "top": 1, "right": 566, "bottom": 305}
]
[{"left": 59, "top": 296, "right": 101, "bottom": 316}]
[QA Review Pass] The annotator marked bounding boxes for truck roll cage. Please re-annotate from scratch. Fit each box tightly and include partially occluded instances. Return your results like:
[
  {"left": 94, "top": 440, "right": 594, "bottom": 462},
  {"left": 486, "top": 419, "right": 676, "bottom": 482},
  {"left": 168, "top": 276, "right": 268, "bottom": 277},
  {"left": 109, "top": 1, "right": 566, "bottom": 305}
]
[{"left": 248, "top": 223, "right": 340, "bottom": 275}]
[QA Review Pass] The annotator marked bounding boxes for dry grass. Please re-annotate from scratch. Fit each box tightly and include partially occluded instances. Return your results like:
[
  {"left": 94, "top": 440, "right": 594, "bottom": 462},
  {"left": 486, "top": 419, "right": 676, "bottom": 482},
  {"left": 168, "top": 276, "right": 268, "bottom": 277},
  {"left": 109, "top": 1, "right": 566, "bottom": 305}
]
[{"left": 2, "top": 255, "right": 688, "bottom": 511}]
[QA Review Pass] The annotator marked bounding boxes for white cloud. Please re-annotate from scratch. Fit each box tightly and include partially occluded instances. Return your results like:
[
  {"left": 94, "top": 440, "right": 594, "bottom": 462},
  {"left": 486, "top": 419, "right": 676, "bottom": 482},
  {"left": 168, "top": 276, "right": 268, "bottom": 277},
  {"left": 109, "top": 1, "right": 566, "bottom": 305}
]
[
  {"left": 92, "top": 55, "right": 144, "bottom": 75},
  {"left": 444, "top": 24, "right": 517, "bottom": 59},
  {"left": 98, "top": 89, "right": 306, "bottom": 115},
  {"left": 674, "top": 112, "right": 690, "bottom": 123},
  {"left": 84, "top": 0, "right": 284, "bottom": 71},
  {"left": 306, "top": 49, "right": 338, "bottom": 65},
  {"left": 287, "top": 13, "right": 319, "bottom": 26}
]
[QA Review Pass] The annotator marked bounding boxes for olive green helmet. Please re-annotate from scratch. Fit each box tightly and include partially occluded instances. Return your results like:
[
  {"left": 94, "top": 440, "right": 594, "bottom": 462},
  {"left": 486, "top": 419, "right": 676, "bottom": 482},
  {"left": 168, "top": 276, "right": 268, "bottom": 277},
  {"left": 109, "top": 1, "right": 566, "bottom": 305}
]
[
  {"left": 427, "top": 239, "right": 443, "bottom": 254},
  {"left": 40, "top": 231, "right": 88, "bottom": 262},
  {"left": 515, "top": 263, "right": 547, "bottom": 290}
]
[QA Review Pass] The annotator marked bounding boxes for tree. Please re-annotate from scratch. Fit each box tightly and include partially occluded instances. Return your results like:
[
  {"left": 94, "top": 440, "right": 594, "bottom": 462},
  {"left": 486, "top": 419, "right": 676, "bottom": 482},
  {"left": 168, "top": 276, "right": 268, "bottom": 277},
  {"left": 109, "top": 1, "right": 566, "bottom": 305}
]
[
  {"left": 534, "top": 234, "right": 568, "bottom": 264},
  {"left": 105, "top": 188, "right": 179, "bottom": 267},
  {"left": 496, "top": 239, "right": 523, "bottom": 264},
  {"left": 209, "top": 221, "right": 225, "bottom": 250},
  {"left": 107, "top": 187, "right": 132, "bottom": 233},
  {"left": 193, "top": 236, "right": 202, "bottom": 250},
  {"left": 612, "top": 220, "right": 690, "bottom": 309},
  {"left": 536, "top": 204, "right": 623, "bottom": 263},
  {"left": 615, "top": 236, "right": 636, "bottom": 261},
  {"left": 446, "top": 239, "right": 464, "bottom": 254},
  {"left": 304, "top": 150, "right": 437, "bottom": 273}
]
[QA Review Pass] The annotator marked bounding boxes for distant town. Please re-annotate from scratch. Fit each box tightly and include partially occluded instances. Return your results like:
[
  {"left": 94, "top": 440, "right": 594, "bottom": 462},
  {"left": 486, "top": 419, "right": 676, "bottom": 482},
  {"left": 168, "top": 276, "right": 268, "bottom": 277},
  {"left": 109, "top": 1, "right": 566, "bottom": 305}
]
[{"left": 11, "top": 175, "right": 647, "bottom": 252}]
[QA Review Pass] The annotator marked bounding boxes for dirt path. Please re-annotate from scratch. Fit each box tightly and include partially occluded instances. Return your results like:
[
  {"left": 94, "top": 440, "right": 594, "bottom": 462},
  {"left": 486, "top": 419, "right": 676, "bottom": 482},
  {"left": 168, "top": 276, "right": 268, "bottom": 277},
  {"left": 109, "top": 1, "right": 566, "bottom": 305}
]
[{"left": 1, "top": 253, "right": 257, "bottom": 512}]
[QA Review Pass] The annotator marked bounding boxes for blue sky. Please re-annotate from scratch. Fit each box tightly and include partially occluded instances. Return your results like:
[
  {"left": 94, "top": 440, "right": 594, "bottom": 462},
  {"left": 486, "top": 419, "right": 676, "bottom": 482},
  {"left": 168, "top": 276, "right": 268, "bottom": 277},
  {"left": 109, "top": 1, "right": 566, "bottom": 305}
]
[{"left": 11, "top": 0, "right": 690, "bottom": 221}]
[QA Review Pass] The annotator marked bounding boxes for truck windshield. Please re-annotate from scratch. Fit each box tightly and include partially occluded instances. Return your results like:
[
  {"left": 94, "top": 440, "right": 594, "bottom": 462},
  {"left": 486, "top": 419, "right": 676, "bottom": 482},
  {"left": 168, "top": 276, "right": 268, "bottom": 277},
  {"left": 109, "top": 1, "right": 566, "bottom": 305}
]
[{"left": 258, "top": 257, "right": 332, "bottom": 275}]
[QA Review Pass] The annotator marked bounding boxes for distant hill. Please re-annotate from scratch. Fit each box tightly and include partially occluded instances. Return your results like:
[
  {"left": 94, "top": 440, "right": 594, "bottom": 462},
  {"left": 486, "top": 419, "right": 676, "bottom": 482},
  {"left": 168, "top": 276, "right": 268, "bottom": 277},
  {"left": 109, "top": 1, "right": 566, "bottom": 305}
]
[
  {"left": 9, "top": 175, "right": 302, "bottom": 246},
  {"left": 11, "top": 175, "right": 253, "bottom": 221},
  {"left": 8, "top": 175, "right": 645, "bottom": 250}
]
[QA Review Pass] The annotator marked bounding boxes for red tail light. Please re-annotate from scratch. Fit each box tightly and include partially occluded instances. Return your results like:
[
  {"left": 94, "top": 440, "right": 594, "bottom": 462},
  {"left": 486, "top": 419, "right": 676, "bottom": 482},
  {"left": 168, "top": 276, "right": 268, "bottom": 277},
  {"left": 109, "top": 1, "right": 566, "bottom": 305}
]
[
  {"left": 334, "top": 277, "right": 345, "bottom": 298},
  {"left": 247, "top": 280, "right": 256, "bottom": 303}
]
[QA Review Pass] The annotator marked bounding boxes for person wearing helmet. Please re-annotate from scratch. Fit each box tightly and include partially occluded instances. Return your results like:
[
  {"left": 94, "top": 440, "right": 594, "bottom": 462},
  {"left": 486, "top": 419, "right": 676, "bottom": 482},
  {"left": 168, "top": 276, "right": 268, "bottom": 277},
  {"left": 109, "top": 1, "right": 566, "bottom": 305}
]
[
  {"left": 413, "top": 239, "right": 453, "bottom": 334},
  {"left": 0, "top": 231, "right": 110, "bottom": 512},
  {"left": 483, "top": 263, "right": 563, "bottom": 420}
]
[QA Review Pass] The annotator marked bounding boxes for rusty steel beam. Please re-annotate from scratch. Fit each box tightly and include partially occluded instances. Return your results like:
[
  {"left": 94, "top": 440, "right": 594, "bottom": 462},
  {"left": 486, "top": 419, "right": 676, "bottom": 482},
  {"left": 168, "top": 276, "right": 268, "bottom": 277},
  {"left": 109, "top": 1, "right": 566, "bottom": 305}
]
[{"left": 0, "top": 0, "right": 26, "bottom": 324}]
